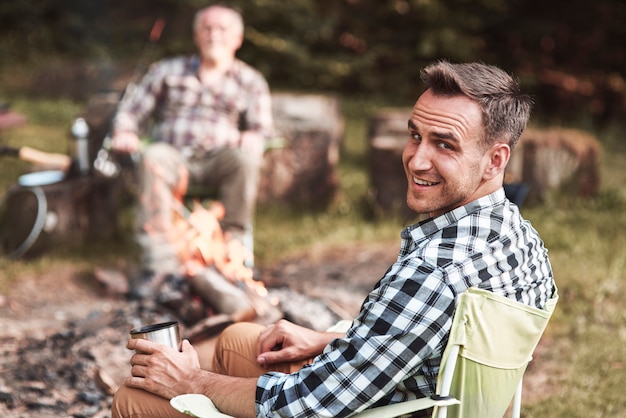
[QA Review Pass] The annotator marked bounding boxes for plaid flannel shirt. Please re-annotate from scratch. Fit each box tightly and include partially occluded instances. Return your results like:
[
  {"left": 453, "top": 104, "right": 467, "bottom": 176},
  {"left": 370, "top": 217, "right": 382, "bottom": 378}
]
[
  {"left": 113, "top": 55, "right": 274, "bottom": 153},
  {"left": 256, "top": 188, "right": 556, "bottom": 417}
]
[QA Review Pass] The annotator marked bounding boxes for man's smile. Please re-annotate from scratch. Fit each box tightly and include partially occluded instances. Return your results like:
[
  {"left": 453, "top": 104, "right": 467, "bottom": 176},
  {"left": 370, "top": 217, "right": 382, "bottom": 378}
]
[{"left": 412, "top": 176, "right": 440, "bottom": 187}]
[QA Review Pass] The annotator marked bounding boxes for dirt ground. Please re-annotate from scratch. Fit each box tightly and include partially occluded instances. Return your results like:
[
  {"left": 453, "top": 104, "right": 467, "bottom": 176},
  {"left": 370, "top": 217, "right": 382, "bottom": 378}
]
[{"left": 0, "top": 240, "right": 557, "bottom": 417}]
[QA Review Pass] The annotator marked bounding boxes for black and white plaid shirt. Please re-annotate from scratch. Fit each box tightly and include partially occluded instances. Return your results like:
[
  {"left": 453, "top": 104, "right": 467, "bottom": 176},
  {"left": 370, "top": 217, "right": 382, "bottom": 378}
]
[{"left": 256, "top": 188, "right": 556, "bottom": 417}]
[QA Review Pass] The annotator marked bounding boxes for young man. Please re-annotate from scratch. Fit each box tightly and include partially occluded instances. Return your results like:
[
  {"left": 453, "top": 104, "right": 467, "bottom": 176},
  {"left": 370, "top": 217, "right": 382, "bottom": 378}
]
[
  {"left": 111, "top": 60, "right": 556, "bottom": 418},
  {"left": 110, "top": 5, "right": 274, "bottom": 317}
]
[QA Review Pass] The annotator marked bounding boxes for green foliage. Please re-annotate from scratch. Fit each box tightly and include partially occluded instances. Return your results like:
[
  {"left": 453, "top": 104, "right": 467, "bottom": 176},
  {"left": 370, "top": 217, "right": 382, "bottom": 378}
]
[{"left": 0, "top": 0, "right": 624, "bottom": 126}]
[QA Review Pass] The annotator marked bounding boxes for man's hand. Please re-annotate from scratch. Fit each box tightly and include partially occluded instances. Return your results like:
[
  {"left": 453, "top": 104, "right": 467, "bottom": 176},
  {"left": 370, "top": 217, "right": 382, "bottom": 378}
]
[
  {"left": 111, "top": 131, "right": 142, "bottom": 154},
  {"left": 125, "top": 338, "right": 201, "bottom": 399},
  {"left": 256, "top": 319, "right": 342, "bottom": 366}
]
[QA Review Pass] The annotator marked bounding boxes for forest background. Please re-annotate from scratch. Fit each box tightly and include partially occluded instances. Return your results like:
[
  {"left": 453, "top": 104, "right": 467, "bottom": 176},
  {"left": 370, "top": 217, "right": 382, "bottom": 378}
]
[
  {"left": 0, "top": 0, "right": 625, "bottom": 127},
  {"left": 1, "top": 1, "right": 626, "bottom": 417}
]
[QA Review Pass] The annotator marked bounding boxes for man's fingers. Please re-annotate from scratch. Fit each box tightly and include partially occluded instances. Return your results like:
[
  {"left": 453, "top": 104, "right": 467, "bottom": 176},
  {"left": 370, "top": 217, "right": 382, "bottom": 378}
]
[
  {"left": 130, "top": 364, "right": 149, "bottom": 378},
  {"left": 126, "top": 338, "right": 146, "bottom": 352},
  {"left": 129, "top": 353, "right": 150, "bottom": 367},
  {"left": 124, "top": 375, "right": 147, "bottom": 390},
  {"left": 126, "top": 338, "right": 162, "bottom": 353},
  {"left": 258, "top": 333, "right": 282, "bottom": 355},
  {"left": 181, "top": 339, "right": 193, "bottom": 352},
  {"left": 257, "top": 346, "right": 297, "bottom": 365}
]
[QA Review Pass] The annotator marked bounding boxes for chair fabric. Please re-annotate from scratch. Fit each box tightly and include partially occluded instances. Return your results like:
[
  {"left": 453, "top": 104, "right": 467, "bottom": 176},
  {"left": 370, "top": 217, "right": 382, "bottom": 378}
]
[
  {"left": 171, "top": 287, "right": 557, "bottom": 418},
  {"left": 435, "top": 287, "right": 558, "bottom": 418}
]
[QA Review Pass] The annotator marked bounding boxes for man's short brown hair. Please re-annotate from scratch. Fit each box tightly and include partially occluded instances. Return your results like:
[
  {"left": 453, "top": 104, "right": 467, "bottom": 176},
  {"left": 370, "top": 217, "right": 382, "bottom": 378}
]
[{"left": 421, "top": 60, "right": 533, "bottom": 150}]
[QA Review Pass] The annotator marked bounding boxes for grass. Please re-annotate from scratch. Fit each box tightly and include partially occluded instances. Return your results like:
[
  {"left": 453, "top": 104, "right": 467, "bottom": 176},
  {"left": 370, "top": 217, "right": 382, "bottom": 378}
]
[
  {"left": 1, "top": 93, "right": 626, "bottom": 416},
  {"left": 522, "top": 198, "right": 626, "bottom": 416},
  {"left": 518, "top": 134, "right": 626, "bottom": 416}
]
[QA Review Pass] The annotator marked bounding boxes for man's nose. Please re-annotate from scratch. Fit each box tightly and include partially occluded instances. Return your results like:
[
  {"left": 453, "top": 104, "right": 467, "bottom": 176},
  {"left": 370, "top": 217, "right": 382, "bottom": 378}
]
[
  {"left": 199, "top": 27, "right": 219, "bottom": 40},
  {"left": 406, "top": 143, "right": 433, "bottom": 171}
]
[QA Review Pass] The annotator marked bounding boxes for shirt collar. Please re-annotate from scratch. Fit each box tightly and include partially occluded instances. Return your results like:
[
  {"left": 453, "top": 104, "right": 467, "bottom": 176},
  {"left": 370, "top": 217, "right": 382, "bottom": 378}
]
[
  {"left": 189, "top": 55, "right": 238, "bottom": 78},
  {"left": 401, "top": 188, "right": 507, "bottom": 243}
]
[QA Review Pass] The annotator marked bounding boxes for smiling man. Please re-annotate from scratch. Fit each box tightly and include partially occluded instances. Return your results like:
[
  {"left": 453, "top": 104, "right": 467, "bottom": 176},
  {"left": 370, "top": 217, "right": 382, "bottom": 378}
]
[
  {"left": 404, "top": 87, "right": 509, "bottom": 218},
  {"left": 111, "top": 61, "right": 557, "bottom": 418}
]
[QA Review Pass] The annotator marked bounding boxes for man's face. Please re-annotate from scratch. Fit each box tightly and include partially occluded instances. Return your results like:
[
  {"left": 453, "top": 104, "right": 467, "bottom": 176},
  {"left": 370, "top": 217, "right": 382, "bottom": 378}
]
[
  {"left": 402, "top": 89, "right": 493, "bottom": 218},
  {"left": 194, "top": 8, "right": 243, "bottom": 64}
]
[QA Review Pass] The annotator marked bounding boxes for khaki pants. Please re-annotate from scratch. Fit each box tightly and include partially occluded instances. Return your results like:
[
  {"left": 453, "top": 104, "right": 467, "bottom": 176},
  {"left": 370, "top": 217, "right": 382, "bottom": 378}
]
[{"left": 111, "top": 323, "right": 310, "bottom": 418}]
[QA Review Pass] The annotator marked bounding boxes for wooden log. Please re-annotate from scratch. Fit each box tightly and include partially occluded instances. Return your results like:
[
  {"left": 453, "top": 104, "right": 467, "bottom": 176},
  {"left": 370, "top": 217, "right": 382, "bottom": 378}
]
[
  {"left": 0, "top": 176, "right": 120, "bottom": 258},
  {"left": 258, "top": 92, "right": 344, "bottom": 207},
  {"left": 43, "top": 176, "right": 120, "bottom": 241},
  {"left": 367, "top": 108, "right": 413, "bottom": 220},
  {"left": 518, "top": 128, "right": 601, "bottom": 203}
]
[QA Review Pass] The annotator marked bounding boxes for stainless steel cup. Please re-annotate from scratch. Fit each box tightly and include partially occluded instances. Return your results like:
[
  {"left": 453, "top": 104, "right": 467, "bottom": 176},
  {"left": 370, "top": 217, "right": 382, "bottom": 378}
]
[{"left": 130, "top": 321, "right": 181, "bottom": 351}]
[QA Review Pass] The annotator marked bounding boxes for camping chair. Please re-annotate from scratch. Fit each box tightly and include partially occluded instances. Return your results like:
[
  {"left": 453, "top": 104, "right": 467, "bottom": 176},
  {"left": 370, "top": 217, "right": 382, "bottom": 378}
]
[
  {"left": 355, "top": 287, "right": 558, "bottom": 418},
  {"left": 170, "top": 287, "right": 558, "bottom": 418}
]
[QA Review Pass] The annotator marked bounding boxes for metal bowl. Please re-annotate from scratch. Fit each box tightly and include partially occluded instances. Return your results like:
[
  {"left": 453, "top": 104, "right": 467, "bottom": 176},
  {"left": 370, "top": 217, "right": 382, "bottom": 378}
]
[{"left": 18, "top": 170, "right": 65, "bottom": 187}]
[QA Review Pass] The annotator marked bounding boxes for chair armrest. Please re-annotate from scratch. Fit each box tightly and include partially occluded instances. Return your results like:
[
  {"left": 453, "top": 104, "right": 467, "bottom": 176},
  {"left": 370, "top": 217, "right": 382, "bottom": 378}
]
[
  {"left": 354, "top": 396, "right": 460, "bottom": 418},
  {"left": 170, "top": 394, "right": 235, "bottom": 418}
]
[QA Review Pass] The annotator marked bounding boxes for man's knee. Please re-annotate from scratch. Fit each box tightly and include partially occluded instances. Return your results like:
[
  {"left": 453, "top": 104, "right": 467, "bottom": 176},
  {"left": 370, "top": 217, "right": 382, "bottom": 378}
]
[
  {"left": 111, "top": 384, "right": 130, "bottom": 418},
  {"left": 112, "top": 384, "right": 187, "bottom": 418},
  {"left": 219, "top": 148, "right": 261, "bottom": 177},
  {"left": 213, "top": 322, "right": 265, "bottom": 377},
  {"left": 143, "top": 142, "right": 179, "bottom": 161}
]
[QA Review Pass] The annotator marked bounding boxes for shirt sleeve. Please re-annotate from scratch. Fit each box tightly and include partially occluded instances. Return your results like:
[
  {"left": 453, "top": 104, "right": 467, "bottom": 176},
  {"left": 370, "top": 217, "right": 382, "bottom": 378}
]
[
  {"left": 255, "top": 257, "right": 457, "bottom": 417},
  {"left": 112, "top": 60, "right": 168, "bottom": 134},
  {"left": 239, "top": 66, "right": 274, "bottom": 143}
]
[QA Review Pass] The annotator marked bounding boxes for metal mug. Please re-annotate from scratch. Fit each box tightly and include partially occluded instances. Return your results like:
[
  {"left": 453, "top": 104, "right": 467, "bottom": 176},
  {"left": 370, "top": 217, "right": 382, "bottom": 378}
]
[{"left": 130, "top": 321, "right": 181, "bottom": 351}]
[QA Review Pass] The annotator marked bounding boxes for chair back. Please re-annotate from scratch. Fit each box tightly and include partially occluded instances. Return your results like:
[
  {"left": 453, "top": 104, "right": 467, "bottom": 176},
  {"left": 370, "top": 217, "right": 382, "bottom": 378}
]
[{"left": 436, "top": 287, "right": 558, "bottom": 418}]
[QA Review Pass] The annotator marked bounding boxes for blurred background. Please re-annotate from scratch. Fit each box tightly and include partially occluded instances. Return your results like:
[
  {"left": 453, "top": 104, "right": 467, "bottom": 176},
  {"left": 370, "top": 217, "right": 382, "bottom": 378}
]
[
  {"left": 0, "top": 2, "right": 625, "bottom": 416},
  {"left": 0, "top": 0, "right": 624, "bottom": 126}
]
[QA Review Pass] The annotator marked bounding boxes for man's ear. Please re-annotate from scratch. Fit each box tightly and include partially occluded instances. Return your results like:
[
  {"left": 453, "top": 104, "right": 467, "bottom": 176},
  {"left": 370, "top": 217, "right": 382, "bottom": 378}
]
[
  {"left": 233, "top": 33, "right": 244, "bottom": 50},
  {"left": 483, "top": 143, "right": 510, "bottom": 181}
]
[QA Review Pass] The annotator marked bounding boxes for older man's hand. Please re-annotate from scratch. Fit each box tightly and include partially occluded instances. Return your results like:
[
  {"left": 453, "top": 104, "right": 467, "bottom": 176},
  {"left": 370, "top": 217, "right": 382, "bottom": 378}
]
[{"left": 111, "top": 131, "right": 142, "bottom": 154}]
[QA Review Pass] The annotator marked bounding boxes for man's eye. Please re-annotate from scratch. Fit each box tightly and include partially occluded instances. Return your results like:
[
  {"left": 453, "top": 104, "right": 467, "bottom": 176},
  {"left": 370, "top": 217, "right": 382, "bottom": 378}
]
[
  {"left": 411, "top": 133, "right": 422, "bottom": 141},
  {"left": 438, "top": 142, "right": 453, "bottom": 150}
]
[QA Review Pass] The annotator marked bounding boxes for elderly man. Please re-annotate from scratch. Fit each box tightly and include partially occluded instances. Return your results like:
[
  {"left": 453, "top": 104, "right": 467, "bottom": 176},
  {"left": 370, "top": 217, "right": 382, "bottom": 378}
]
[
  {"left": 111, "top": 60, "right": 556, "bottom": 418},
  {"left": 111, "top": 5, "right": 274, "bottom": 317}
]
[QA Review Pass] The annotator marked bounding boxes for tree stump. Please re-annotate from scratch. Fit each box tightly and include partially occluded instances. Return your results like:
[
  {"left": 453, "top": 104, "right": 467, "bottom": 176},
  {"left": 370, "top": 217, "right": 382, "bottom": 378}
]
[
  {"left": 258, "top": 92, "right": 344, "bottom": 208},
  {"left": 0, "top": 176, "right": 120, "bottom": 258},
  {"left": 367, "top": 108, "right": 413, "bottom": 220},
  {"left": 516, "top": 128, "right": 601, "bottom": 203}
]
